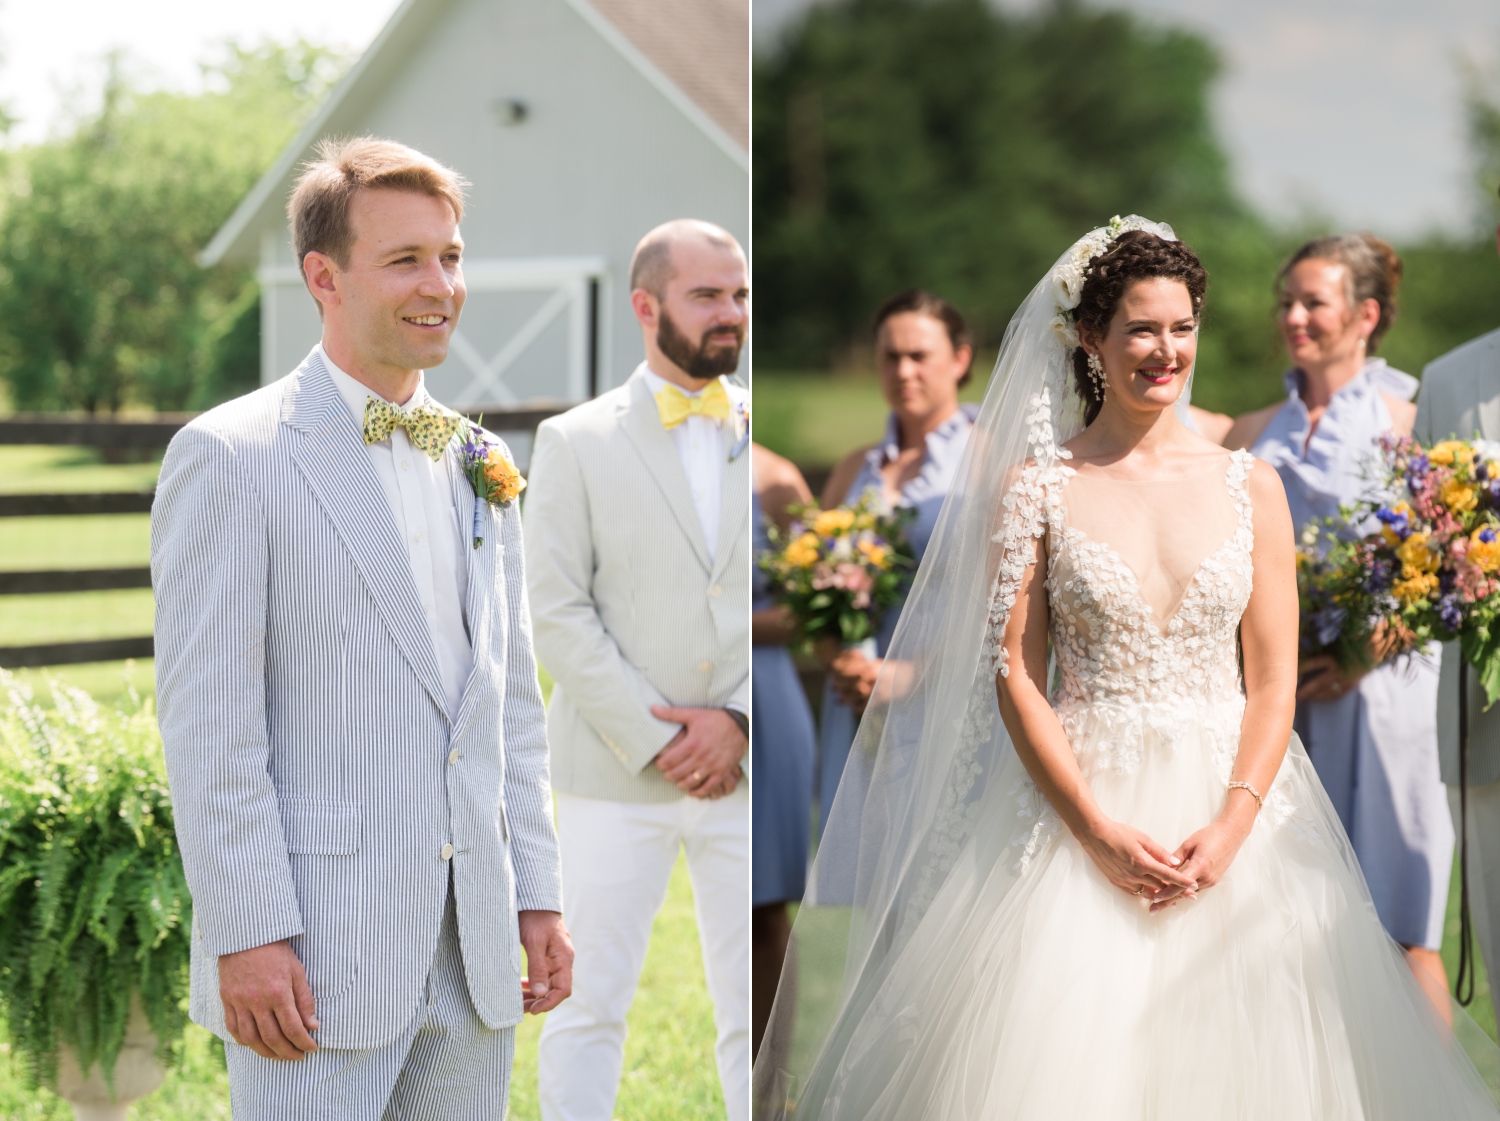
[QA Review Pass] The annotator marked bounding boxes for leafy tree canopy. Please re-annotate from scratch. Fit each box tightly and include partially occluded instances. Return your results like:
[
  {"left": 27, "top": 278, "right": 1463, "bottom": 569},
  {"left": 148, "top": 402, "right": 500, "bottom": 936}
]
[
  {"left": 0, "top": 41, "right": 348, "bottom": 414},
  {"left": 755, "top": 0, "right": 1500, "bottom": 418}
]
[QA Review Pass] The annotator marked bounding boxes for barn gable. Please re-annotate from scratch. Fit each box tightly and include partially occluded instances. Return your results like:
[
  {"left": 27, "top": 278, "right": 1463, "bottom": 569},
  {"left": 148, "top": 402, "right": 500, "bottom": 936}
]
[{"left": 202, "top": 0, "right": 747, "bottom": 416}]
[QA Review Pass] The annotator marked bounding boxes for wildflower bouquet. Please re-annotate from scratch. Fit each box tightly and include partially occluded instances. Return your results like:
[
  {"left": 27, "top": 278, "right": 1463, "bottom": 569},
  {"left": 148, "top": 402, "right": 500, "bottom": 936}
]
[
  {"left": 760, "top": 492, "right": 916, "bottom": 647},
  {"left": 1341, "top": 435, "right": 1500, "bottom": 703}
]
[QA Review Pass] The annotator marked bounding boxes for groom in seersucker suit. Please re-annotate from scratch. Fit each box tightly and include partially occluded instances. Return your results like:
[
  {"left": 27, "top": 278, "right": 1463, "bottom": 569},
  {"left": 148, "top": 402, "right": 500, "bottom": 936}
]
[
  {"left": 152, "top": 137, "right": 572, "bottom": 1118},
  {"left": 526, "top": 219, "right": 751, "bottom": 1121}
]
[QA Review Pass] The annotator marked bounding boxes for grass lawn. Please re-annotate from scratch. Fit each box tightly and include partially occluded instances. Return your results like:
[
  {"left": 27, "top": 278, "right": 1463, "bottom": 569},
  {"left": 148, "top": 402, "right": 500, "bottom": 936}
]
[{"left": 753, "top": 369, "right": 988, "bottom": 471}]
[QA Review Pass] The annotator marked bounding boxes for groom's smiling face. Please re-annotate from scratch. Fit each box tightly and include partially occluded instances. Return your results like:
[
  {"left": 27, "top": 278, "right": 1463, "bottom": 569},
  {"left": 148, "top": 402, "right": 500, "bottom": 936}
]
[{"left": 327, "top": 187, "right": 467, "bottom": 378}]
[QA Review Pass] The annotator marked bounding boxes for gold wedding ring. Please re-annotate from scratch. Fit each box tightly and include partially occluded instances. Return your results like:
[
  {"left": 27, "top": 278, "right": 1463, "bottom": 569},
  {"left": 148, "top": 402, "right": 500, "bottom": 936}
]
[{"left": 1134, "top": 885, "right": 1145, "bottom": 896}]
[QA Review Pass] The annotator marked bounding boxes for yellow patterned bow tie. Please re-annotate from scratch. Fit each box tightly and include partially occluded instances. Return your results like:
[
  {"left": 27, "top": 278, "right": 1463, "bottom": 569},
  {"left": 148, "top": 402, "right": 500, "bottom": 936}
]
[
  {"left": 362, "top": 397, "right": 465, "bottom": 461},
  {"left": 655, "top": 380, "right": 731, "bottom": 430}
]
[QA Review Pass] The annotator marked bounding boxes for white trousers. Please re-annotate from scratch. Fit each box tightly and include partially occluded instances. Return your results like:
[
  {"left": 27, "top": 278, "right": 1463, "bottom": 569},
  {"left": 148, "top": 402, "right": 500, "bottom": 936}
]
[
  {"left": 539, "top": 788, "right": 749, "bottom": 1121},
  {"left": 1449, "top": 781, "right": 1500, "bottom": 989},
  {"left": 226, "top": 885, "right": 514, "bottom": 1120}
]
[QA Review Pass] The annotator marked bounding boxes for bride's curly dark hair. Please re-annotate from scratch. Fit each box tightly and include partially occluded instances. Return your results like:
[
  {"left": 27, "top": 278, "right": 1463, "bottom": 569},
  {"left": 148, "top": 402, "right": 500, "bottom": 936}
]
[{"left": 1071, "top": 230, "right": 1208, "bottom": 425}]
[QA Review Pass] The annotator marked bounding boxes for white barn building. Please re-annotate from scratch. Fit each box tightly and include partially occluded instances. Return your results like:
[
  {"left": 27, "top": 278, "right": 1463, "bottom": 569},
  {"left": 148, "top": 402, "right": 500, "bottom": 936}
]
[{"left": 202, "top": 0, "right": 748, "bottom": 457}]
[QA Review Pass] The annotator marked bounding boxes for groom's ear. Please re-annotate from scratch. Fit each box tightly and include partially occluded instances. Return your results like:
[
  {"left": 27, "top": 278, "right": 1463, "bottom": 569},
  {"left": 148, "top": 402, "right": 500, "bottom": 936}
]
[{"left": 303, "top": 250, "right": 343, "bottom": 314}]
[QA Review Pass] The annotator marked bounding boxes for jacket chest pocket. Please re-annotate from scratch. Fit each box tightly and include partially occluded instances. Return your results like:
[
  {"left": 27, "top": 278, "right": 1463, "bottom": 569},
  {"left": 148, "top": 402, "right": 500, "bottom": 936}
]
[{"left": 280, "top": 800, "right": 363, "bottom": 1000}]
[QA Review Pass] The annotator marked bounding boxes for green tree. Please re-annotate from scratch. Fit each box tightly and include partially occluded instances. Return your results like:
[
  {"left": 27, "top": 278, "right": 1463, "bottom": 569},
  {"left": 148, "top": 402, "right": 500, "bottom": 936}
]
[{"left": 0, "top": 41, "right": 347, "bottom": 414}]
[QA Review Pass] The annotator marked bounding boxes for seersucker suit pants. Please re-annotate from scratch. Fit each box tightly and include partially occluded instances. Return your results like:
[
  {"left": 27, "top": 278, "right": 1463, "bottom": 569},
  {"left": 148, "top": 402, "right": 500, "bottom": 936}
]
[{"left": 225, "top": 879, "right": 514, "bottom": 1120}]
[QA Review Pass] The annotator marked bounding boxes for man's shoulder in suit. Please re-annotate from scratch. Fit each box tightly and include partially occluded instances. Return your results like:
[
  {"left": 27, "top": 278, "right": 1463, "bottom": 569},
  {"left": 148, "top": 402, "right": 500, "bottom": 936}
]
[
  {"left": 176, "top": 370, "right": 299, "bottom": 455},
  {"left": 1423, "top": 325, "right": 1500, "bottom": 385},
  {"left": 538, "top": 381, "right": 635, "bottom": 440}
]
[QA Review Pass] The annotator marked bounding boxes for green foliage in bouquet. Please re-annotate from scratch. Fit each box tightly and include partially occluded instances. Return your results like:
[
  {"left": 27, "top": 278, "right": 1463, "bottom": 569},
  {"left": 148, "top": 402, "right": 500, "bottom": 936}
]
[
  {"left": 0, "top": 670, "right": 192, "bottom": 1091},
  {"left": 761, "top": 491, "right": 916, "bottom": 646},
  {"left": 1294, "top": 520, "right": 1382, "bottom": 673}
]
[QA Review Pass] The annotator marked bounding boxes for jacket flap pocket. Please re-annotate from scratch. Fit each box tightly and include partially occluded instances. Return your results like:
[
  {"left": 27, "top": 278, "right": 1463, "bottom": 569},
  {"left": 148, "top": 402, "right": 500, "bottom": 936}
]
[{"left": 279, "top": 799, "right": 361, "bottom": 855}]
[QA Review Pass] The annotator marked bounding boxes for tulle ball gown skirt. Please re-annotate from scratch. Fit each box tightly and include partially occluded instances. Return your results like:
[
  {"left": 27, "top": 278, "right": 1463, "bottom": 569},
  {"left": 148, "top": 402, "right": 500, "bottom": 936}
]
[{"left": 806, "top": 694, "right": 1500, "bottom": 1120}]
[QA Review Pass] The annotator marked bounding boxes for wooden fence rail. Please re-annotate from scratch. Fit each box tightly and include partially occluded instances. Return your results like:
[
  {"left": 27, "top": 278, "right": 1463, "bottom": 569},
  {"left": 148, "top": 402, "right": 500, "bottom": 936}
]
[{"left": 1, "top": 405, "right": 564, "bottom": 668}]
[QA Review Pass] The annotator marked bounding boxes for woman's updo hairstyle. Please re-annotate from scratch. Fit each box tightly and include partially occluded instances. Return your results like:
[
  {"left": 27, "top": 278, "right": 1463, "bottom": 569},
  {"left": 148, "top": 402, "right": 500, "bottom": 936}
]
[
  {"left": 1276, "top": 232, "right": 1402, "bottom": 351},
  {"left": 1071, "top": 229, "right": 1208, "bottom": 425}
]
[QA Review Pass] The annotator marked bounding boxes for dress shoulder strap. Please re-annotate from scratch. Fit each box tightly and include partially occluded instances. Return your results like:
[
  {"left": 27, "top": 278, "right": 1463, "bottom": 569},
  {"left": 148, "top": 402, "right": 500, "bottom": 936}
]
[{"left": 1226, "top": 448, "right": 1256, "bottom": 545}]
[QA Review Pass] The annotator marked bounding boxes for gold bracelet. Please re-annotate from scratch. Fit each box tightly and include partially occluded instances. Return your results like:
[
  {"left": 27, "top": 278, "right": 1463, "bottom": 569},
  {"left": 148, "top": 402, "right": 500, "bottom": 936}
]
[{"left": 1228, "top": 780, "right": 1264, "bottom": 810}]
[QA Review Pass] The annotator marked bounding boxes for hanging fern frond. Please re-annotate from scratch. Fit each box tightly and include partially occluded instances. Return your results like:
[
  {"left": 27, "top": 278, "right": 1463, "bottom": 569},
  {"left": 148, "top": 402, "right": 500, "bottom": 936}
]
[{"left": 0, "top": 669, "right": 191, "bottom": 1092}]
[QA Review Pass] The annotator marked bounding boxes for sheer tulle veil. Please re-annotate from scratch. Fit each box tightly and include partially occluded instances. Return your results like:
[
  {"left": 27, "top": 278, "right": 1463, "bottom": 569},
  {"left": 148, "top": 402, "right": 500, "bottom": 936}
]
[{"left": 752, "top": 217, "right": 1184, "bottom": 1115}]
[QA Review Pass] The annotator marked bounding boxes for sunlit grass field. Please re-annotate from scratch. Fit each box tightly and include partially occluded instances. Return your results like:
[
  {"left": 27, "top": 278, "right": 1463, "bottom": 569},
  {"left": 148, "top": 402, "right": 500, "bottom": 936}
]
[{"left": 0, "top": 444, "right": 728, "bottom": 1118}]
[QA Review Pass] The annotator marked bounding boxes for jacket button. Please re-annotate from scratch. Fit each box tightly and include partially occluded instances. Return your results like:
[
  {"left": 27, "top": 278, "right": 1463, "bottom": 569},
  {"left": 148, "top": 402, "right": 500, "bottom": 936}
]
[
  {"left": 448, "top": 749, "right": 460, "bottom": 765},
  {"left": 698, "top": 660, "right": 714, "bottom": 674},
  {"left": 708, "top": 584, "right": 723, "bottom": 598},
  {"left": 441, "top": 843, "right": 454, "bottom": 861}
]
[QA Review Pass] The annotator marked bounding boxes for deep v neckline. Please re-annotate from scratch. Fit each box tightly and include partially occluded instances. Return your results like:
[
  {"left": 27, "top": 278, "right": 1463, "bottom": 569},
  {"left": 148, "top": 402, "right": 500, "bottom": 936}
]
[
  {"left": 1049, "top": 451, "right": 1253, "bottom": 634},
  {"left": 1055, "top": 525, "right": 1241, "bottom": 635}
]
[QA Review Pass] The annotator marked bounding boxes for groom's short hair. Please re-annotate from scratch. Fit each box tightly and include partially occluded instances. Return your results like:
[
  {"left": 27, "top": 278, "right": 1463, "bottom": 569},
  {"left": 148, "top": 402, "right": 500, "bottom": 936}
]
[
  {"left": 289, "top": 136, "right": 468, "bottom": 275},
  {"left": 629, "top": 219, "right": 741, "bottom": 299}
]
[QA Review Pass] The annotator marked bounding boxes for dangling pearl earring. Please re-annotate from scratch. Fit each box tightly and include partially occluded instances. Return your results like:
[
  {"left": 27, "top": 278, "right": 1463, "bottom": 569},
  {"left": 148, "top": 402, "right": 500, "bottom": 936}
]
[{"left": 1086, "top": 352, "right": 1106, "bottom": 393}]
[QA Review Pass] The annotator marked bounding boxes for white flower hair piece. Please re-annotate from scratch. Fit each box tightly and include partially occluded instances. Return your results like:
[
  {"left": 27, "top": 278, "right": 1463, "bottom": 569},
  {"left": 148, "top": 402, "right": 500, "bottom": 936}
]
[{"left": 1048, "top": 215, "right": 1177, "bottom": 345}]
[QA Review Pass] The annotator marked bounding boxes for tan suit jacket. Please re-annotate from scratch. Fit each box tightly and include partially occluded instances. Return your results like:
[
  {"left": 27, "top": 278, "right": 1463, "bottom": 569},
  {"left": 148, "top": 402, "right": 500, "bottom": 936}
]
[{"left": 523, "top": 366, "right": 750, "bottom": 803}]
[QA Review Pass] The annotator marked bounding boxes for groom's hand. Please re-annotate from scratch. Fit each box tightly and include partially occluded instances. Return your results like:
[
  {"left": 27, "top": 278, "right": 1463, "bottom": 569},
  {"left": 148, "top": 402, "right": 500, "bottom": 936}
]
[
  {"left": 519, "top": 910, "right": 574, "bottom": 1015},
  {"left": 651, "top": 706, "right": 747, "bottom": 798},
  {"left": 218, "top": 939, "right": 319, "bottom": 1061}
]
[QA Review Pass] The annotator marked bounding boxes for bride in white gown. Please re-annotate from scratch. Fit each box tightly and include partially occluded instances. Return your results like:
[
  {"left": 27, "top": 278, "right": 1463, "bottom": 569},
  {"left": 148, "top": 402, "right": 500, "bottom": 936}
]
[{"left": 753, "top": 218, "right": 1500, "bottom": 1119}]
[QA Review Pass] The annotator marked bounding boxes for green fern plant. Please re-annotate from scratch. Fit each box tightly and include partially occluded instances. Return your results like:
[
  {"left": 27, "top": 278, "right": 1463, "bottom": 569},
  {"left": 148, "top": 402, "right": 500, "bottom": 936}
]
[{"left": 0, "top": 669, "right": 192, "bottom": 1091}]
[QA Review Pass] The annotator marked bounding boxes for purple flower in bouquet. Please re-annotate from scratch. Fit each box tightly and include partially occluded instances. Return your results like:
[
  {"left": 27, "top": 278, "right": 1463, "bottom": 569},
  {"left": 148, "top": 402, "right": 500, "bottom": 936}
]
[
  {"left": 1375, "top": 505, "right": 1410, "bottom": 539},
  {"left": 1314, "top": 606, "right": 1349, "bottom": 647}
]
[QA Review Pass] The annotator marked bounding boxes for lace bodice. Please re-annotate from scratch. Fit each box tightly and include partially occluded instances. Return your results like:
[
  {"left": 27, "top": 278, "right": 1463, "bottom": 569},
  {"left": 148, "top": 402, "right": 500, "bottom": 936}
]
[
  {"left": 1048, "top": 452, "right": 1255, "bottom": 706},
  {"left": 991, "top": 442, "right": 1257, "bottom": 709}
]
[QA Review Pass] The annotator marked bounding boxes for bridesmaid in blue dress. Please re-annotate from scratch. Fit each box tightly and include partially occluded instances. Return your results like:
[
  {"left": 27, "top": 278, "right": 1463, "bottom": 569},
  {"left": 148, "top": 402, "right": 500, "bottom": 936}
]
[
  {"left": 751, "top": 444, "right": 819, "bottom": 1057},
  {"left": 817, "top": 290, "right": 976, "bottom": 835},
  {"left": 1228, "top": 233, "right": 1454, "bottom": 1011}
]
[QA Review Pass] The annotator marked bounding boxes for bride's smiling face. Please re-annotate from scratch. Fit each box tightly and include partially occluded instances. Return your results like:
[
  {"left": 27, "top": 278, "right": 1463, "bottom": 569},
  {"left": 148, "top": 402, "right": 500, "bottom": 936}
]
[{"left": 1083, "top": 277, "right": 1198, "bottom": 414}]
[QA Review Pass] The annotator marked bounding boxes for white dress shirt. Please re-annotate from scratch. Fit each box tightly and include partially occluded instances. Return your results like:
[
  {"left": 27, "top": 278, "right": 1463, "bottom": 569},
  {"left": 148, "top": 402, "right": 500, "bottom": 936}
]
[
  {"left": 321, "top": 344, "right": 473, "bottom": 716},
  {"left": 640, "top": 366, "right": 725, "bottom": 564}
]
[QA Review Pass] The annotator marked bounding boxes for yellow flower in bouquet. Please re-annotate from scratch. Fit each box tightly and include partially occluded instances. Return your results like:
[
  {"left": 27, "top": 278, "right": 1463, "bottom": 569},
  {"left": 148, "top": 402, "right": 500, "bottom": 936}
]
[
  {"left": 812, "top": 508, "right": 856, "bottom": 536},
  {"left": 1392, "top": 571, "right": 1440, "bottom": 606},
  {"left": 857, "top": 540, "right": 891, "bottom": 569},
  {"left": 1442, "top": 477, "right": 1478, "bottom": 514},
  {"left": 1396, "top": 532, "right": 1441, "bottom": 575},
  {"left": 1471, "top": 527, "right": 1500, "bottom": 573},
  {"left": 1428, "top": 440, "right": 1475, "bottom": 467},
  {"left": 784, "top": 533, "right": 821, "bottom": 568}
]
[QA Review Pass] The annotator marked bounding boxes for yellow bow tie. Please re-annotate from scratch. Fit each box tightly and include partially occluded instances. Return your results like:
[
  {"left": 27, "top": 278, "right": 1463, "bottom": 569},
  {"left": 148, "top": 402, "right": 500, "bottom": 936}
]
[
  {"left": 655, "top": 380, "right": 731, "bottom": 430},
  {"left": 362, "top": 397, "right": 465, "bottom": 461}
]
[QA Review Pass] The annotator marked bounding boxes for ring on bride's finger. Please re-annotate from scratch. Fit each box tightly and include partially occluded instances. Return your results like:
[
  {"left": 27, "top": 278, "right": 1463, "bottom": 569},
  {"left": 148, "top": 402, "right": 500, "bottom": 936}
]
[{"left": 1134, "top": 885, "right": 1145, "bottom": 896}]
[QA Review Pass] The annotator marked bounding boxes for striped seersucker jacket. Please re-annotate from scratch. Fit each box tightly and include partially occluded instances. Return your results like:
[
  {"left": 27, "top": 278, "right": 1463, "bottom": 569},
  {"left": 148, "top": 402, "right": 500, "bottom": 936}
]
[
  {"left": 524, "top": 365, "right": 750, "bottom": 803},
  {"left": 151, "top": 349, "right": 562, "bottom": 1050}
]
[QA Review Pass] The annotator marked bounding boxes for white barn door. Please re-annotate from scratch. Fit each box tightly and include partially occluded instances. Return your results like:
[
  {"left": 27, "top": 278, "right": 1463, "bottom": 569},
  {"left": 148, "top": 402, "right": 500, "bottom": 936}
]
[{"left": 433, "top": 256, "right": 606, "bottom": 408}]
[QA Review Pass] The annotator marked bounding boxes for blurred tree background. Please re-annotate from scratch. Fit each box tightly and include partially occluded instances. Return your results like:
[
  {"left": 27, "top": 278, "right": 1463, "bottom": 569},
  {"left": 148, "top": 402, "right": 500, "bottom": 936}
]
[
  {"left": 754, "top": 0, "right": 1500, "bottom": 444},
  {"left": 0, "top": 40, "right": 348, "bottom": 415}
]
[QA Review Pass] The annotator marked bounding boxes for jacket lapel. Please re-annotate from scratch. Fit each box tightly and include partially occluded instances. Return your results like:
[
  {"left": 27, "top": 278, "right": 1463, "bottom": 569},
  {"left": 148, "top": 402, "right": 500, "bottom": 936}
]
[
  {"left": 712, "top": 413, "right": 750, "bottom": 583},
  {"left": 620, "top": 367, "right": 713, "bottom": 572},
  {"left": 450, "top": 451, "right": 495, "bottom": 738},
  {"left": 283, "top": 351, "right": 450, "bottom": 719}
]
